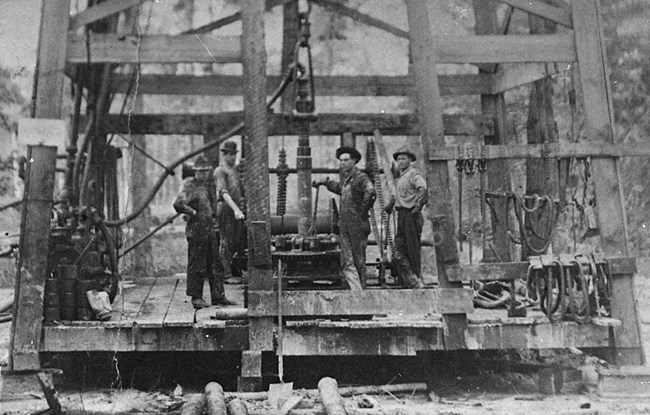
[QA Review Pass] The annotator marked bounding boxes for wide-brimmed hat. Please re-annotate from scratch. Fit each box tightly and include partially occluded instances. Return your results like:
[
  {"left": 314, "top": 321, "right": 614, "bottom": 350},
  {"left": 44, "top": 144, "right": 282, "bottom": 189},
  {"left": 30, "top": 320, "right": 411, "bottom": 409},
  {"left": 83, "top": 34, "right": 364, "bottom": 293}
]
[
  {"left": 193, "top": 155, "right": 212, "bottom": 171},
  {"left": 392, "top": 146, "right": 416, "bottom": 162},
  {"left": 221, "top": 141, "right": 238, "bottom": 154},
  {"left": 335, "top": 146, "right": 361, "bottom": 163}
]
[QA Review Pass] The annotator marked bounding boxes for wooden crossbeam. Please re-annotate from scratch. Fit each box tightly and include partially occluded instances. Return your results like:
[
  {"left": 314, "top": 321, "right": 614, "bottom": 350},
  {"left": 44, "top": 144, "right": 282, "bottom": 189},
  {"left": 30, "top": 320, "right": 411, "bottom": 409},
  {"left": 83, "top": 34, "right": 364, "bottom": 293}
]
[
  {"left": 492, "top": 63, "right": 565, "bottom": 94},
  {"left": 69, "top": 0, "right": 150, "bottom": 30},
  {"left": 66, "top": 33, "right": 573, "bottom": 64},
  {"left": 494, "top": 0, "right": 572, "bottom": 28},
  {"left": 437, "top": 34, "right": 575, "bottom": 63},
  {"left": 428, "top": 142, "right": 650, "bottom": 161},
  {"left": 184, "top": 0, "right": 294, "bottom": 35},
  {"left": 96, "top": 112, "right": 494, "bottom": 136},
  {"left": 247, "top": 289, "right": 474, "bottom": 317},
  {"left": 105, "top": 74, "right": 494, "bottom": 96},
  {"left": 310, "top": 0, "right": 409, "bottom": 39},
  {"left": 66, "top": 33, "right": 241, "bottom": 64},
  {"left": 446, "top": 257, "right": 637, "bottom": 282}
]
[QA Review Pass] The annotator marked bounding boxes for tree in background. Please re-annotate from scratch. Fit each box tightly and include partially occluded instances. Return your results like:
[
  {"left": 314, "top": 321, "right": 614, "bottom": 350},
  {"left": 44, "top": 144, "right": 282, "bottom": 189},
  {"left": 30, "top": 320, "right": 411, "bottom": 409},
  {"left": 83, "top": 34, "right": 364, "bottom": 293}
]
[{"left": 602, "top": 0, "right": 650, "bottom": 254}]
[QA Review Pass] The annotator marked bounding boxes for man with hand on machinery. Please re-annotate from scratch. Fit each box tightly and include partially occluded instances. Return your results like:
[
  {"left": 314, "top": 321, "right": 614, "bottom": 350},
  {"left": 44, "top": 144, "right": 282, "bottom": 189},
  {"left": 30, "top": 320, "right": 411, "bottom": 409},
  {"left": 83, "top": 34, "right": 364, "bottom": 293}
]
[
  {"left": 313, "top": 147, "right": 376, "bottom": 290},
  {"left": 173, "top": 155, "right": 237, "bottom": 309},
  {"left": 214, "top": 140, "right": 246, "bottom": 285},
  {"left": 384, "top": 146, "right": 427, "bottom": 288}
]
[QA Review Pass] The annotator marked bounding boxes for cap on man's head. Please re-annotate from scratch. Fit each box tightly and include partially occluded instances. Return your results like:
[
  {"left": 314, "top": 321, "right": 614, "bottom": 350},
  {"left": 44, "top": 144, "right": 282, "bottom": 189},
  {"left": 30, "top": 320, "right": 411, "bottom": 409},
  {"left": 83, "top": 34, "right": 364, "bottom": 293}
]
[
  {"left": 221, "top": 141, "right": 238, "bottom": 154},
  {"left": 193, "top": 155, "right": 212, "bottom": 171},
  {"left": 392, "top": 146, "right": 417, "bottom": 162},
  {"left": 335, "top": 146, "right": 362, "bottom": 163}
]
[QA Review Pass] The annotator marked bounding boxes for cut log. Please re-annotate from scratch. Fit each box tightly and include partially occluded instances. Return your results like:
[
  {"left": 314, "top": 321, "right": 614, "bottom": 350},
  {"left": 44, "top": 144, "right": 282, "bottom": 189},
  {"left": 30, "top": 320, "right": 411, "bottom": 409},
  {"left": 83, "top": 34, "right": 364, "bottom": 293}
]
[
  {"left": 318, "top": 377, "right": 348, "bottom": 415},
  {"left": 205, "top": 382, "right": 228, "bottom": 415},
  {"left": 226, "top": 398, "right": 248, "bottom": 415},
  {"left": 181, "top": 393, "right": 206, "bottom": 415},
  {"left": 224, "top": 382, "right": 428, "bottom": 401}
]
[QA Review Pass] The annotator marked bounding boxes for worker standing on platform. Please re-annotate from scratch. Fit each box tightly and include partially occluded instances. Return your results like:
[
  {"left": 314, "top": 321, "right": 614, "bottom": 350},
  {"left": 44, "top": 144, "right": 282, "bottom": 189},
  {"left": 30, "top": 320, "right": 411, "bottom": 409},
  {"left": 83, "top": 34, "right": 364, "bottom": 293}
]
[
  {"left": 314, "top": 147, "right": 376, "bottom": 290},
  {"left": 173, "top": 155, "right": 237, "bottom": 309},
  {"left": 384, "top": 147, "right": 427, "bottom": 288},
  {"left": 214, "top": 141, "right": 247, "bottom": 285}
]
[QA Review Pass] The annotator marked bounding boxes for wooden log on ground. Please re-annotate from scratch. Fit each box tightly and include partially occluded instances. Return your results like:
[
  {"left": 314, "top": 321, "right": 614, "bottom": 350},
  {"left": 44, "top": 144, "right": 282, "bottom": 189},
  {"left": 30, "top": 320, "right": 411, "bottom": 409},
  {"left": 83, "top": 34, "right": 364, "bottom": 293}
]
[
  {"left": 224, "top": 382, "right": 429, "bottom": 401},
  {"left": 318, "top": 377, "right": 348, "bottom": 415},
  {"left": 181, "top": 393, "right": 206, "bottom": 415},
  {"left": 226, "top": 398, "right": 248, "bottom": 415},
  {"left": 205, "top": 382, "right": 228, "bottom": 415}
]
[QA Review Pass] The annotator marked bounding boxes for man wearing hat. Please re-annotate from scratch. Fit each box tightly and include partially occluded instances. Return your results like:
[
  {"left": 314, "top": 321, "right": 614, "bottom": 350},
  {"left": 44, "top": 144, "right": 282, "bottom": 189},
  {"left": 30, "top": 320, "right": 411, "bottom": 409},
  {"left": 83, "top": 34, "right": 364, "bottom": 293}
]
[
  {"left": 314, "top": 146, "right": 376, "bottom": 290},
  {"left": 214, "top": 140, "right": 246, "bottom": 284},
  {"left": 174, "top": 155, "right": 237, "bottom": 309},
  {"left": 384, "top": 146, "right": 428, "bottom": 288}
]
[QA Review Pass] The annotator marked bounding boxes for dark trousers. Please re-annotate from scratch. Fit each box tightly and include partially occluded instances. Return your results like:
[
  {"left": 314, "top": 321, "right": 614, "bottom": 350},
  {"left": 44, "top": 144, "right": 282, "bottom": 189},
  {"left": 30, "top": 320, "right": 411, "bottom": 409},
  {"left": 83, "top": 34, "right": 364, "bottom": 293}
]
[
  {"left": 219, "top": 207, "right": 246, "bottom": 279},
  {"left": 186, "top": 235, "right": 225, "bottom": 301},
  {"left": 339, "top": 217, "right": 370, "bottom": 290},
  {"left": 395, "top": 208, "right": 424, "bottom": 283}
]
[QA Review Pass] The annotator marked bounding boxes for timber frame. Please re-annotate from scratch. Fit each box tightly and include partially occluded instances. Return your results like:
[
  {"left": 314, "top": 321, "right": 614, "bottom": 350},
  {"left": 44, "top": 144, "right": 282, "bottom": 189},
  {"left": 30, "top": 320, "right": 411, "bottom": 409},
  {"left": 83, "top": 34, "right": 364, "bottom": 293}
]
[{"left": 8, "top": 0, "right": 645, "bottom": 391}]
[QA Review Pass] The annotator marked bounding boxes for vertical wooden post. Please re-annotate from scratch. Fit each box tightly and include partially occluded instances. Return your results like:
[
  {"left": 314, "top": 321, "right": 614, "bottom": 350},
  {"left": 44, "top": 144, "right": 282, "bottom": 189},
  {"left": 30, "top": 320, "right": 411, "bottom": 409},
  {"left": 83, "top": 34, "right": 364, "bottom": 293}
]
[
  {"left": 9, "top": 0, "right": 71, "bottom": 371},
  {"left": 473, "top": 0, "right": 512, "bottom": 263},
  {"left": 281, "top": 0, "right": 299, "bottom": 114},
  {"left": 572, "top": 0, "right": 644, "bottom": 365},
  {"left": 241, "top": 0, "right": 273, "bottom": 390},
  {"left": 10, "top": 146, "right": 58, "bottom": 370},
  {"left": 405, "top": 0, "right": 466, "bottom": 349}
]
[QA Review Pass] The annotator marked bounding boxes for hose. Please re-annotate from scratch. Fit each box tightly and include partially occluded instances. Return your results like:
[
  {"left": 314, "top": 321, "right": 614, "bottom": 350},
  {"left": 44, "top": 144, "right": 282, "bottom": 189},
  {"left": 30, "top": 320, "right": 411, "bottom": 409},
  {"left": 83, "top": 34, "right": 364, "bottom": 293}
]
[{"left": 103, "top": 67, "right": 295, "bottom": 228}]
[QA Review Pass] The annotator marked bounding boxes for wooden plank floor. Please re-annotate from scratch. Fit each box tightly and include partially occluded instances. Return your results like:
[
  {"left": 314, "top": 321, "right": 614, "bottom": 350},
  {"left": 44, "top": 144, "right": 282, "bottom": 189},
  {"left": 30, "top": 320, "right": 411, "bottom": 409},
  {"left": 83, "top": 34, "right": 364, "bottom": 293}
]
[{"left": 110, "top": 274, "right": 247, "bottom": 327}]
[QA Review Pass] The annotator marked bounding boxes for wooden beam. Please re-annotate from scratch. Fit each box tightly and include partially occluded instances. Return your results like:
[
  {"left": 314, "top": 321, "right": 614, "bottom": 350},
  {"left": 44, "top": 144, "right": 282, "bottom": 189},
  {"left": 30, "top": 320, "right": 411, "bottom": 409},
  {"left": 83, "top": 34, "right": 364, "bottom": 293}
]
[
  {"left": 34, "top": 0, "right": 72, "bottom": 119},
  {"left": 436, "top": 34, "right": 575, "bottom": 63},
  {"left": 281, "top": 319, "right": 610, "bottom": 355},
  {"left": 11, "top": 146, "right": 58, "bottom": 370},
  {"left": 310, "top": 0, "right": 408, "bottom": 39},
  {"left": 446, "top": 257, "right": 637, "bottom": 282},
  {"left": 494, "top": 0, "right": 572, "bottom": 28},
  {"left": 429, "top": 142, "right": 650, "bottom": 161},
  {"left": 407, "top": 0, "right": 466, "bottom": 350},
  {"left": 66, "top": 33, "right": 573, "bottom": 65},
  {"left": 97, "top": 113, "right": 494, "bottom": 137},
  {"left": 106, "top": 74, "right": 495, "bottom": 96},
  {"left": 69, "top": 0, "right": 149, "bottom": 30},
  {"left": 183, "top": 0, "right": 294, "bottom": 35},
  {"left": 572, "top": 0, "right": 642, "bottom": 366},
  {"left": 242, "top": 0, "right": 274, "bottom": 359},
  {"left": 66, "top": 33, "right": 241, "bottom": 64},
  {"left": 492, "top": 63, "right": 564, "bottom": 93},
  {"left": 247, "top": 289, "right": 474, "bottom": 317},
  {"left": 474, "top": 0, "right": 514, "bottom": 264}
]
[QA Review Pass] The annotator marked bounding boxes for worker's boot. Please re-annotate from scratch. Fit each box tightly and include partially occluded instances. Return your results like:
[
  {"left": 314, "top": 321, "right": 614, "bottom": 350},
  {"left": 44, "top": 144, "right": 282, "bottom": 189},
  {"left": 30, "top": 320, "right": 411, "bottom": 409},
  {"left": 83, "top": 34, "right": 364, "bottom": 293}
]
[
  {"left": 212, "top": 297, "right": 237, "bottom": 306},
  {"left": 191, "top": 297, "right": 209, "bottom": 309}
]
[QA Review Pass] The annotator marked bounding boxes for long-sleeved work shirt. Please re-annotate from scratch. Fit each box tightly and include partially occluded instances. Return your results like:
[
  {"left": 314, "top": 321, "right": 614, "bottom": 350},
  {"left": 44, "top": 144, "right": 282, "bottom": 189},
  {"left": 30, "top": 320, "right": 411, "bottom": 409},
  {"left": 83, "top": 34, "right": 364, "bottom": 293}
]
[
  {"left": 173, "top": 177, "right": 214, "bottom": 240},
  {"left": 393, "top": 166, "right": 428, "bottom": 209},
  {"left": 325, "top": 167, "right": 376, "bottom": 222}
]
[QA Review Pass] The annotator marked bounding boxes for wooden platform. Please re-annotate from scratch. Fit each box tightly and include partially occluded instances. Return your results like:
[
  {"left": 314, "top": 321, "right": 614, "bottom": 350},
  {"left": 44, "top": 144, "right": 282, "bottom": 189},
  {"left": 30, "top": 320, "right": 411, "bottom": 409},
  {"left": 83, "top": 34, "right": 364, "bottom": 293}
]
[{"left": 39, "top": 274, "right": 615, "bottom": 356}]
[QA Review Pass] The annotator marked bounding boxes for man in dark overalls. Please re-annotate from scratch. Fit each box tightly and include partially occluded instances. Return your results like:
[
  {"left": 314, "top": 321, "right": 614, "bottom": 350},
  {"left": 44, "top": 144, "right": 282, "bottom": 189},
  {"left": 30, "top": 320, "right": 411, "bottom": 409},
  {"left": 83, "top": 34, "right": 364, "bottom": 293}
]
[
  {"left": 174, "top": 155, "right": 237, "bottom": 309},
  {"left": 314, "top": 147, "right": 376, "bottom": 290}
]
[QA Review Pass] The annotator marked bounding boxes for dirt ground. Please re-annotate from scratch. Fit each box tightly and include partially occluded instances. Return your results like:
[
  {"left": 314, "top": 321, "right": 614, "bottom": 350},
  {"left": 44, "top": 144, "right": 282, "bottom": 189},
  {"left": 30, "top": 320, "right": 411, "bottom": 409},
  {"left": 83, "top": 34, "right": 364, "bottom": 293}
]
[{"left": 1, "top": 258, "right": 650, "bottom": 414}]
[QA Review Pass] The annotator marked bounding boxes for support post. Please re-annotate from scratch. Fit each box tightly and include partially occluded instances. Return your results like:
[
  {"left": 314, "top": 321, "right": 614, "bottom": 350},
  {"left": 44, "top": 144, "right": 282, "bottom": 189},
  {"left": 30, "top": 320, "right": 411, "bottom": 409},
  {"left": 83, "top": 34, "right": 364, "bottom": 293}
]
[
  {"left": 572, "top": 0, "right": 644, "bottom": 365},
  {"left": 405, "top": 0, "right": 466, "bottom": 349},
  {"left": 10, "top": 146, "right": 57, "bottom": 370},
  {"left": 9, "top": 0, "right": 71, "bottom": 371},
  {"left": 473, "top": 0, "right": 513, "bottom": 263},
  {"left": 241, "top": 0, "right": 273, "bottom": 390}
]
